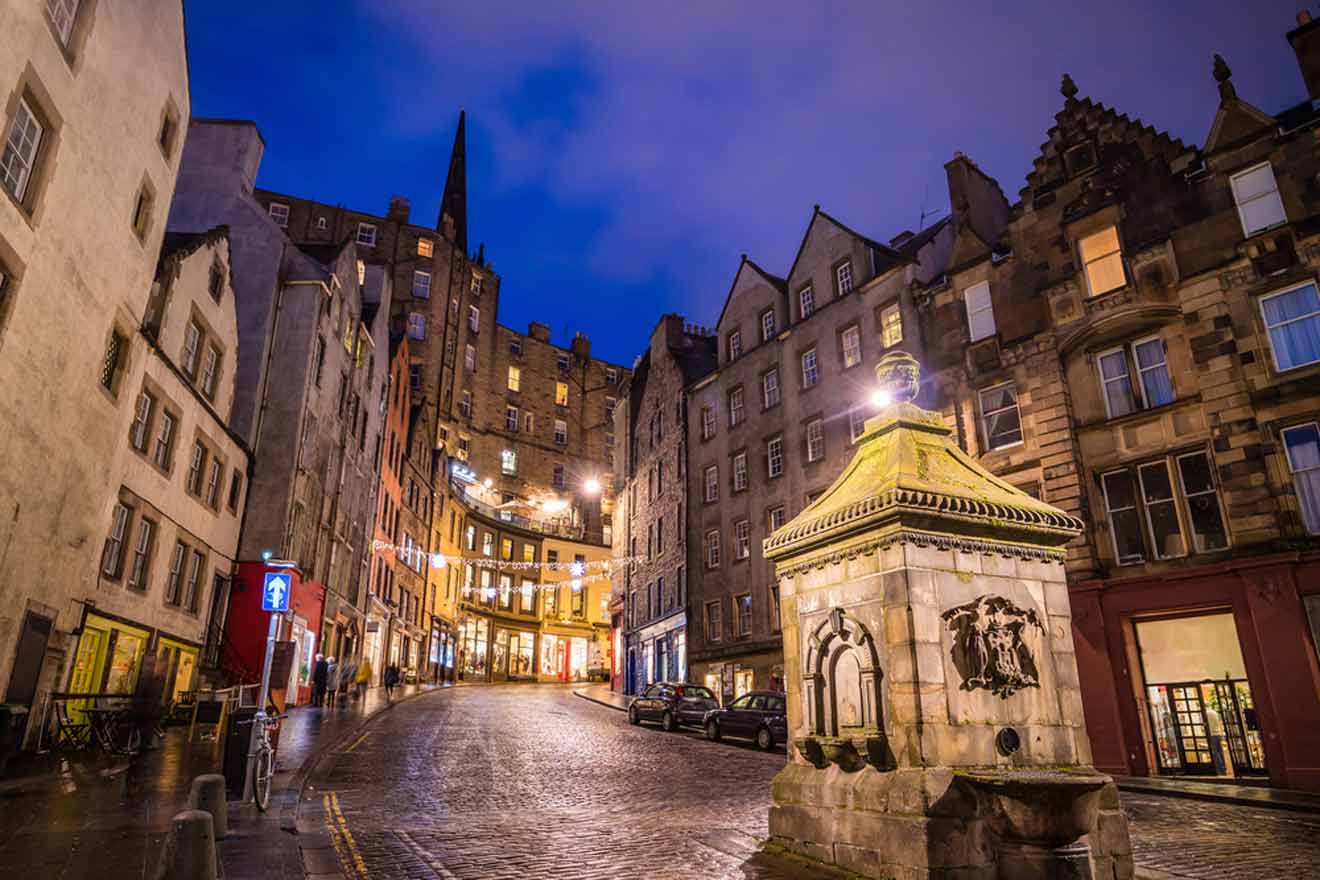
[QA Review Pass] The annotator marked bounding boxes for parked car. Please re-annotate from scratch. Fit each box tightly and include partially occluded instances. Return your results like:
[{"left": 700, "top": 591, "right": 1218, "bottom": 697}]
[
  {"left": 627, "top": 682, "right": 719, "bottom": 731},
  {"left": 703, "top": 690, "right": 787, "bottom": 750}
]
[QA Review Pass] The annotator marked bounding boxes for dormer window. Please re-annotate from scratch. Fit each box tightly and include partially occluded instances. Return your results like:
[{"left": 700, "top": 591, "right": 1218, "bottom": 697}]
[
  {"left": 356, "top": 223, "right": 377, "bottom": 247},
  {"left": 1079, "top": 226, "right": 1125, "bottom": 296},
  {"left": 1063, "top": 142, "right": 1096, "bottom": 177},
  {"left": 1230, "top": 162, "right": 1287, "bottom": 238},
  {"left": 268, "top": 202, "right": 289, "bottom": 227}
]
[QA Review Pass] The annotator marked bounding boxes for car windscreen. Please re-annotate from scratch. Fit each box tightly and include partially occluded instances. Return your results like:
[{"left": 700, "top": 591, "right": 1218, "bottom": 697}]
[{"left": 678, "top": 686, "right": 715, "bottom": 700}]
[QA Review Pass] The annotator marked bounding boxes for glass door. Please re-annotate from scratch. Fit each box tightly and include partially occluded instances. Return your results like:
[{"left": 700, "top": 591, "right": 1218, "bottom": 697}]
[{"left": 1169, "top": 683, "right": 1214, "bottom": 774}]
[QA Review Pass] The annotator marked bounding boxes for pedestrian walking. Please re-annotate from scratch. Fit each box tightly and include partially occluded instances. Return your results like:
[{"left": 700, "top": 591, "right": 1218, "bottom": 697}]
[
  {"left": 311, "top": 653, "right": 328, "bottom": 707},
  {"left": 338, "top": 656, "right": 357, "bottom": 705},
  {"left": 325, "top": 656, "right": 339, "bottom": 708},
  {"left": 384, "top": 663, "right": 399, "bottom": 701},
  {"left": 130, "top": 652, "right": 166, "bottom": 753},
  {"left": 355, "top": 656, "right": 373, "bottom": 702}
]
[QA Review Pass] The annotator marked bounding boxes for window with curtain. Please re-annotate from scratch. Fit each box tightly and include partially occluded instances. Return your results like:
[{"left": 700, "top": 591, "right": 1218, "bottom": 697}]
[
  {"left": 978, "top": 383, "right": 1022, "bottom": 450},
  {"left": 1097, "top": 336, "right": 1173, "bottom": 419},
  {"left": 1283, "top": 423, "right": 1320, "bottom": 534},
  {"left": 1260, "top": 282, "right": 1320, "bottom": 372}
]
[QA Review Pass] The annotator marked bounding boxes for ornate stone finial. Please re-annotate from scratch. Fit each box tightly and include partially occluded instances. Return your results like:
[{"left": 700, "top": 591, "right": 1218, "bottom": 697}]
[
  {"left": 1213, "top": 53, "right": 1237, "bottom": 101},
  {"left": 1060, "top": 73, "right": 1078, "bottom": 101},
  {"left": 875, "top": 351, "right": 920, "bottom": 405}
]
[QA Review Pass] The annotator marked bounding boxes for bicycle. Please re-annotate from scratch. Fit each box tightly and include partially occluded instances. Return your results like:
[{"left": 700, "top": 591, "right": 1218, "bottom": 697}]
[{"left": 238, "top": 712, "right": 285, "bottom": 811}]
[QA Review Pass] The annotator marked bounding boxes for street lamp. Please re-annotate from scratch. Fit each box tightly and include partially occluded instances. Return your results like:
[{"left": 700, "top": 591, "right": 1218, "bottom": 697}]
[
  {"left": 871, "top": 388, "right": 893, "bottom": 409},
  {"left": 583, "top": 477, "right": 601, "bottom": 495}
]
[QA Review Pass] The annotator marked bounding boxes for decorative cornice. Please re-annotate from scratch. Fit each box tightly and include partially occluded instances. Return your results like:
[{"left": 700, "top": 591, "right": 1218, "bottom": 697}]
[{"left": 774, "top": 527, "right": 1067, "bottom": 578}]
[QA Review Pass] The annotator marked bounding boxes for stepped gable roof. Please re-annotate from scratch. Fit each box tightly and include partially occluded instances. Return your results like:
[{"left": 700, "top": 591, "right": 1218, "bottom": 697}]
[
  {"left": 157, "top": 225, "right": 230, "bottom": 275},
  {"left": 1023, "top": 74, "right": 1193, "bottom": 198},
  {"left": 764, "top": 352, "right": 1084, "bottom": 568}
]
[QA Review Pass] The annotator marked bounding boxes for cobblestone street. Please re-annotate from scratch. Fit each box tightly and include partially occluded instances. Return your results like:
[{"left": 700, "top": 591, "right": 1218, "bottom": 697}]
[{"left": 303, "top": 686, "right": 1320, "bottom": 880}]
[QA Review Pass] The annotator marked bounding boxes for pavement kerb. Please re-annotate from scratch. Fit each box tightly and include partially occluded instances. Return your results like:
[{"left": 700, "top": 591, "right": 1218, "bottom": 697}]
[
  {"left": 276, "top": 685, "right": 446, "bottom": 835},
  {"left": 572, "top": 688, "right": 627, "bottom": 712}
]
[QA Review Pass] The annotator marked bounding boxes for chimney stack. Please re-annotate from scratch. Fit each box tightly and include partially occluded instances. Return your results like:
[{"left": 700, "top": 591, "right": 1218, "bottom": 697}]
[
  {"left": 1288, "top": 9, "right": 1320, "bottom": 100},
  {"left": 387, "top": 195, "right": 411, "bottom": 224}
]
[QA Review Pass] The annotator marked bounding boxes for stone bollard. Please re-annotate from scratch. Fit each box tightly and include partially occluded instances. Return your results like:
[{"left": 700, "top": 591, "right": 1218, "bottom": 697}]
[
  {"left": 187, "top": 773, "right": 228, "bottom": 839},
  {"left": 154, "top": 809, "right": 217, "bottom": 880}
]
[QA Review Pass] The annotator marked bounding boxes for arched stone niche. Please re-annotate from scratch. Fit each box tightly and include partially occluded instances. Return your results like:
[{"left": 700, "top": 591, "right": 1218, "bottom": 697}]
[{"left": 798, "top": 607, "right": 890, "bottom": 772}]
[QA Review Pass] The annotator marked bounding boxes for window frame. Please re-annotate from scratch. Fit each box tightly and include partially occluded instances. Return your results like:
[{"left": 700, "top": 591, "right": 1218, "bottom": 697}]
[
  {"left": 881, "top": 302, "right": 903, "bottom": 348},
  {"left": 728, "top": 387, "right": 745, "bottom": 427},
  {"left": 767, "top": 435, "right": 784, "bottom": 478},
  {"left": 701, "top": 406, "right": 715, "bottom": 440},
  {"left": 734, "top": 519, "right": 750, "bottom": 560},
  {"left": 417, "top": 237, "right": 434, "bottom": 258},
  {"left": 1259, "top": 280, "right": 1320, "bottom": 374},
  {"left": 705, "top": 600, "right": 722, "bottom": 641},
  {"left": 761, "top": 367, "right": 781, "bottom": 409},
  {"left": 553, "top": 418, "right": 568, "bottom": 446},
  {"left": 356, "top": 222, "right": 377, "bottom": 247},
  {"left": 801, "top": 348, "right": 819, "bottom": 388},
  {"left": 799, "top": 285, "right": 815, "bottom": 320},
  {"left": 806, "top": 418, "right": 824, "bottom": 462},
  {"left": 2, "top": 96, "right": 45, "bottom": 204},
  {"left": 840, "top": 324, "right": 862, "bottom": 369},
  {"left": 703, "top": 464, "right": 719, "bottom": 503},
  {"left": 964, "top": 281, "right": 996, "bottom": 342},
  {"left": 102, "top": 502, "right": 131, "bottom": 578},
  {"left": 555, "top": 381, "right": 569, "bottom": 407},
  {"left": 735, "top": 592, "right": 752, "bottom": 637},
  {"left": 1079, "top": 225, "right": 1126, "bottom": 297},
  {"left": 835, "top": 260, "right": 854, "bottom": 296},
  {"left": 760, "top": 308, "right": 776, "bottom": 342},
  {"left": 1229, "top": 161, "right": 1288, "bottom": 238},
  {"left": 267, "top": 202, "right": 290, "bottom": 227},
  {"left": 412, "top": 269, "right": 432, "bottom": 299},
  {"left": 727, "top": 329, "right": 742, "bottom": 361},
  {"left": 732, "top": 451, "right": 748, "bottom": 492},
  {"left": 1282, "top": 422, "right": 1320, "bottom": 534},
  {"left": 978, "top": 382, "right": 1023, "bottom": 451}
]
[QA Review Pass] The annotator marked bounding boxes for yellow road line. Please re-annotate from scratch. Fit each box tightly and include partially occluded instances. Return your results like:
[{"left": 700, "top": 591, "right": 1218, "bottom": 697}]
[
  {"left": 322, "top": 791, "right": 369, "bottom": 878},
  {"left": 343, "top": 732, "right": 370, "bottom": 753}
]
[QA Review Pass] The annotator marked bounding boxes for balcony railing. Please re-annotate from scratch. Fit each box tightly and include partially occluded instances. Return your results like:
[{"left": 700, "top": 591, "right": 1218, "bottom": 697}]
[{"left": 450, "top": 478, "right": 607, "bottom": 546}]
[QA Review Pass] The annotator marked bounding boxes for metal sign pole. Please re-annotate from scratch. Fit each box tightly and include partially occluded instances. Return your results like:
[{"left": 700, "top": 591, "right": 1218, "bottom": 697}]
[{"left": 243, "top": 610, "right": 281, "bottom": 801}]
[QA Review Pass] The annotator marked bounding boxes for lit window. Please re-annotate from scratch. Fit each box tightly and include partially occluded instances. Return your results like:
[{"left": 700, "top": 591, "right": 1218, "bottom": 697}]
[
  {"left": 700, "top": 406, "right": 716, "bottom": 440},
  {"left": 458, "top": 389, "right": 472, "bottom": 417},
  {"left": 507, "top": 366, "right": 521, "bottom": 391},
  {"left": 801, "top": 349, "right": 818, "bottom": 388},
  {"left": 760, "top": 309, "right": 776, "bottom": 342},
  {"left": 501, "top": 538, "right": 514, "bottom": 561},
  {"left": 881, "top": 303, "right": 903, "bottom": 347},
  {"left": 734, "top": 520, "right": 750, "bottom": 559},
  {"left": 1, "top": 97, "right": 44, "bottom": 203},
  {"left": 761, "top": 368, "right": 780, "bottom": 409},
  {"left": 806, "top": 419, "right": 824, "bottom": 462},
  {"left": 729, "top": 387, "right": 744, "bottom": 426},
  {"left": 501, "top": 449, "right": 517, "bottom": 475},
  {"left": 1260, "top": 282, "right": 1320, "bottom": 372},
  {"left": 979, "top": 382, "right": 1022, "bottom": 450},
  {"left": 464, "top": 344, "right": 476, "bottom": 372},
  {"left": 1230, "top": 162, "right": 1287, "bottom": 238},
  {"left": 732, "top": 451, "right": 747, "bottom": 492},
  {"left": 767, "top": 435, "right": 784, "bottom": 478},
  {"left": 964, "top": 281, "right": 996, "bottom": 342},
  {"left": 705, "top": 531, "right": 721, "bottom": 570},
  {"left": 417, "top": 238, "right": 434, "bottom": 258},
  {"left": 728, "top": 330, "right": 742, "bottom": 361},
  {"left": 555, "top": 382, "right": 568, "bottom": 407},
  {"left": 268, "top": 202, "right": 289, "bottom": 227},
  {"left": 407, "top": 312, "right": 426, "bottom": 340},
  {"left": 1283, "top": 423, "right": 1320, "bottom": 534},
  {"left": 841, "top": 325, "right": 861, "bottom": 368},
  {"left": 799, "top": 286, "right": 814, "bottom": 319},
  {"left": 1079, "top": 226, "right": 1125, "bottom": 296},
  {"left": 554, "top": 419, "right": 567, "bottom": 445},
  {"left": 45, "top": 0, "right": 80, "bottom": 46},
  {"left": 703, "top": 465, "right": 719, "bottom": 502},
  {"left": 482, "top": 532, "right": 495, "bottom": 557},
  {"left": 356, "top": 259, "right": 366, "bottom": 286},
  {"left": 412, "top": 270, "right": 432, "bottom": 298},
  {"left": 356, "top": 223, "right": 377, "bottom": 247},
  {"left": 836, "top": 261, "right": 854, "bottom": 295}
]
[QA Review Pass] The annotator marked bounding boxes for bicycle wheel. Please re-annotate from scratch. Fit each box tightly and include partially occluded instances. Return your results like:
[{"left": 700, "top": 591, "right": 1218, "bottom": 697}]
[{"left": 254, "top": 745, "right": 274, "bottom": 812}]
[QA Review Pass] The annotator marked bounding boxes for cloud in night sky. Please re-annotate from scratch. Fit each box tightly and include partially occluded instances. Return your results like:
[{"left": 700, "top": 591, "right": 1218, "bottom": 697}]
[{"left": 186, "top": 0, "right": 1307, "bottom": 363}]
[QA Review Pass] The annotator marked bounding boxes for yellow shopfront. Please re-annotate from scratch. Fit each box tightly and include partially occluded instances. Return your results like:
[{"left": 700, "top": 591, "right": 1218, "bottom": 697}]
[{"left": 69, "top": 613, "right": 152, "bottom": 698}]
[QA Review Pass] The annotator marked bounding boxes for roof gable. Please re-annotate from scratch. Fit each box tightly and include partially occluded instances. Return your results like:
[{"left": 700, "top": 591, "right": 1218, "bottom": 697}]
[
  {"left": 714, "top": 255, "right": 787, "bottom": 333},
  {"left": 785, "top": 206, "right": 904, "bottom": 285},
  {"left": 1205, "top": 55, "right": 1277, "bottom": 155}
]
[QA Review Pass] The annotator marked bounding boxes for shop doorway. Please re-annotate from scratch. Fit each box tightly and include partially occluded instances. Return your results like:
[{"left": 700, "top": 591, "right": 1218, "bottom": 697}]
[{"left": 1136, "top": 613, "right": 1267, "bottom": 780}]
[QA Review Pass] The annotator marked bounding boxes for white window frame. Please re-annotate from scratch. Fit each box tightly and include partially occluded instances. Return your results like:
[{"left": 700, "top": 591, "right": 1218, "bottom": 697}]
[
  {"left": 458, "top": 389, "right": 472, "bottom": 418},
  {"left": 705, "top": 599, "right": 722, "bottom": 640},
  {"left": 553, "top": 418, "right": 567, "bottom": 446},
  {"left": 606, "top": 367, "right": 618, "bottom": 384},
  {"left": 468, "top": 305, "right": 480, "bottom": 333},
  {"left": 799, "top": 285, "right": 814, "bottom": 319},
  {"left": 1137, "top": 460, "right": 1185, "bottom": 561},
  {"left": 760, "top": 308, "right": 776, "bottom": 342},
  {"left": 356, "top": 222, "right": 377, "bottom": 247},
  {"left": 201, "top": 346, "right": 220, "bottom": 398},
  {"left": 734, "top": 519, "right": 751, "bottom": 559},
  {"left": 735, "top": 593, "right": 752, "bottom": 636},
  {"left": 762, "top": 368, "right": 780, "bottom": 409},
  {"left": 1101, "top": 469, "right": 1144, "bottom": 566},
  {"left": 1096, "top": 346, "right": 1136, "bottom": 419},
  {"left": 1, "top": 98, "right": 43, "bottom": 202},
  {"left": 1079, "top": 226, "right": 1125, "bottom": 297},
  {"left": 1175, "top": 451, "right": 1231, "bottom": 554},
  {"left": 131, "top": 390, "right": 154, "bottom": 451},
  {"left": 267, "top": 202, "right": 290, "bottom": 227},
  {"left": 836, "top": 261, "right": 854, "bottom": 295},
  {"left": 728, "top": 330, "right": 742, "bottom": 361},
  {"left": 701, "top": 406, "right": 715, "bottom": 440},
  {"left": 801, "top": 348, "right": 819, "bottom": 388},
  {"left": 464, "top": 343, "right": 476, "bottom": 372},
  {"left": 806, "top": 418, "right": 824, "bottom": 462},
  {"left": 704, "top": 465, "right": 719, "bottom": 502},
  {"left": 206, "top": 459, "right": 222, "bottom": 507},
  {"left": 881, "top": 303, "right": 903, "bottom": 347},
  {"left": 154, "top": 411, "right": 175, "bottom": 469},
  {"left": 127, "top": 518, "right": 153, "bottom": 590},
  {"left": 1282, "top": 422, "right": 1320, "bottom": 534},
  {"left": 767, "top": 435, "right": 784, "bottom": 478},
  {"left": 505, "top": 405, "right": 518, "bottom": 433},
  {"left": 1132, "top": 335, "right": 1172, "bottom": 409},
  {"left": 705, "top": 531, "right": 722, "bottom": 570},
  {"left": 1259, "top": 281, "right": 1320, "bottom": 373},
  {"left": 848, "top": 406, "right": 868, "bottom": 443},
  {"left": 1230, "top": 161, "right": 1287, "bottom": 238},
  {"left": 841, "top": 325, "right": 861, "bottom": 368},
  {"left": 769, "top": 505, "right": 786, "bottom": 532},
  {"left": 978, "top": 382, "right": 1023, "bottom": 451},
  {"left": 501, "top": 448, "right": 518, "bottom": 475},
  {"left": 102, "top": 503, "right": 130, "bottom": 577},
  {"left": 412, "top": 269, "right": 432, "bottom": 298},
  {"left": 182, "top": 321, "right": 201, "bottom": 377},
  {"left": 165, "top": 541, "right": 186, "bottom": 605},
  {"left": 964, "top": 281, "right": 996, "bottom": 342},
  {"left": 732, "top": 451, "right": 747, "bottom": 492},
  {"left": 407, "top": 312, "right": 426, "bottom": 340},
  {"left": 45, "top": 0, "right": 80, "bottom": 46},
  {"left": 729, "top": 387, "right": 744, "bottom": 426},
  {"left": 187, "top": 441, "right": 207, "bottom": 495},
  {"left": 185, "top": 549, "right": 203, "bottom": 611}
]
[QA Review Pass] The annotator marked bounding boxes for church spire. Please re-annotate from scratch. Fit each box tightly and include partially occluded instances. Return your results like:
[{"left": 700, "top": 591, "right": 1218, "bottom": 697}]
[{"left": 438, "top": 110, "right": 468, "bottom": 253}]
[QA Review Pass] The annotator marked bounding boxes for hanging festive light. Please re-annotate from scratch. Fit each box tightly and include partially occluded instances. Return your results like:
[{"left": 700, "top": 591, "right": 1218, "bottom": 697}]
[
  {"left": 430, "top": 553, "right": 447, "bottom": 569},
  {"left": 569, "top": 560, "right": 586, "bottom": 577}
]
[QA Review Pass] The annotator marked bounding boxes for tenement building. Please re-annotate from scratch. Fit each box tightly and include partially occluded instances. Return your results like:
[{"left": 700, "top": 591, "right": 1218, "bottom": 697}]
[
  {"left": 168, "top": 121, "right": 389, "bottom": 703},
  {"left": 0, "top": 1, "right": 192, "bottom": 736},
  {"left": 916, "top": 30, "right": 1320, "bottom": 789},
  {"left": 684, "top": 212, "right": 952, "bottom": 702},
  {"left": 612, "top": 315, "right": 717, "bottom": 694}
]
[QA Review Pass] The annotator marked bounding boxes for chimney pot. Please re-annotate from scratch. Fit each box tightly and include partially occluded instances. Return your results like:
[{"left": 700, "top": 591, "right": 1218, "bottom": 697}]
[{"left": 1300, "top": 10, "right": 1313, "bottom": 25}]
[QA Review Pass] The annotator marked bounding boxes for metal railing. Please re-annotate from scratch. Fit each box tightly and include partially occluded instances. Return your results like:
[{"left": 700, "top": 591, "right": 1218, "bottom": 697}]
[{"left": 450, "top": 478, "right": 607, "bottom": 545}]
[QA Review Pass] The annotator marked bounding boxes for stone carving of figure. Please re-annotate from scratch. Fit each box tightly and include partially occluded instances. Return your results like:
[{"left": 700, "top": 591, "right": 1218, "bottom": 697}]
[{"left": 942, "top": 595, "right": 1044, "bottom": 698}]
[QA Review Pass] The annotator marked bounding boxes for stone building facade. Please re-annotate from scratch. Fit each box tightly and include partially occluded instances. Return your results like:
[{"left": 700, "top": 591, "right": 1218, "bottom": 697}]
[
  {"left": 612, "top": 315, "right": 716, "bottom": 694},
  {"left": 0, "top": 1, "right": 192, "bottom": 726},
  {"left": 167, "top": 121, "right": 389, "bottom": 691},
  {"left": 916, "top": 25, "right": 1320, "bottom": 791},
  {"left": 684, "top": 214, "right": 951, "bottom": 704}
]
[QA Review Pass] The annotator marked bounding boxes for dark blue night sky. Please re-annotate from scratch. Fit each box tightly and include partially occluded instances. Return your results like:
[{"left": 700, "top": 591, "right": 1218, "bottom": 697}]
[{"left": 185, "top": 1, "right": 1304, "bottom": 365}]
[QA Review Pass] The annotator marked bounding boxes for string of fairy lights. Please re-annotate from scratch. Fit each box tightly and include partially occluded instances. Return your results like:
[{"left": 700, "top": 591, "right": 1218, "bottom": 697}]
[{"left": 369, "top": 538, "right": 647, "bottom": 593}]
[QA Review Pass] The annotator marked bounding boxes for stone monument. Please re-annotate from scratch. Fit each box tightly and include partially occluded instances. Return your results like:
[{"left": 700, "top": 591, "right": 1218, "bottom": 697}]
[{"left": 763, "top": 351, "right": 1133, "bottom": 880}]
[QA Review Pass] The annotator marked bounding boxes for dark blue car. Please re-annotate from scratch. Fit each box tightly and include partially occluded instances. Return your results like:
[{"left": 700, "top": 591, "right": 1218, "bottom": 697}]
[{"left": 703, "top": 690, "right": 787, "bottom": 750}]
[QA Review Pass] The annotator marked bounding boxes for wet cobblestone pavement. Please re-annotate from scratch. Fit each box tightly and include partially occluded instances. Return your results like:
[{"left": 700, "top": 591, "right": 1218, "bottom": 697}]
[{"left": 303, "top": 685, "right": 1320, "bottom": 880}]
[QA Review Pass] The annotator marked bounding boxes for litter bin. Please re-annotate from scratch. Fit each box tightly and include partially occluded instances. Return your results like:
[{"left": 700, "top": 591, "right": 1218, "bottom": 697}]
[
  {"left": 0, "top": 704, "right": 29, "bottom": 776},
  {"left": 223, "top": 707, "right": 257, "bottom": 796}
]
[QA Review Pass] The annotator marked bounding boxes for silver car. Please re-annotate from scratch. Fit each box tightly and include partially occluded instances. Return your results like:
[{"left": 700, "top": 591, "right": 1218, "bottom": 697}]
[{"left": 627, "top": 682, "right": 719, "bottom": 731}]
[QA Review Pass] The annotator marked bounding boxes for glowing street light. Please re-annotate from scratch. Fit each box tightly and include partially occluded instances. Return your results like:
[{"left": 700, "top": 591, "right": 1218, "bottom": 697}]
[
  {"left": 871, "top": 388, "right": 893, "bottom": 409},
  {"left": 583, "top": 477, "right": 601, "bottom": 495}
]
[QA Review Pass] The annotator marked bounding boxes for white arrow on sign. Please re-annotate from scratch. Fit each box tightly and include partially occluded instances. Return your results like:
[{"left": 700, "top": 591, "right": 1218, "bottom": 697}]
[{"left": 266, "top": 575, "right": 288, "bottom": 608}]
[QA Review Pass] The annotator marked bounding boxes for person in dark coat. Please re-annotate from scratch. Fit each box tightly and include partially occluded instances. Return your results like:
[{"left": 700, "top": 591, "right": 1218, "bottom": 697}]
[
  {"left": 383, "top": 663, "right": 399, "bottom": 700},
  {"left": 311, "top": 654, "right": 328, "bottom": 707},
  {"left": 130, "top": 652, "right": 166, "bottom": 753}
]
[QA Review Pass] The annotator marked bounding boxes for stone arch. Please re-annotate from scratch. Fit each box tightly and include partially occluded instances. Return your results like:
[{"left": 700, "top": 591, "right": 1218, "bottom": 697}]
[{"left": 803, "top": 607, "right": 883, "bottom": 737}]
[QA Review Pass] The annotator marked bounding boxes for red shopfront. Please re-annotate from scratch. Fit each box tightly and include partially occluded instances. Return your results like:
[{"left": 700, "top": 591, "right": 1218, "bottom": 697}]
[
  {"left": 1071, "top": 553, "right": 1320, "bottom": 792},
  {"left": 227, "top": 561, "right": 326, "bottom": 705}
]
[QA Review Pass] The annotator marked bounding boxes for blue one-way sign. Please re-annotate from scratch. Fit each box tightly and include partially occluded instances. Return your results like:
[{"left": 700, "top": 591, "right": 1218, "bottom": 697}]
[{"left": 262, "top": 572, "right": 291, "bottom": 612}]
